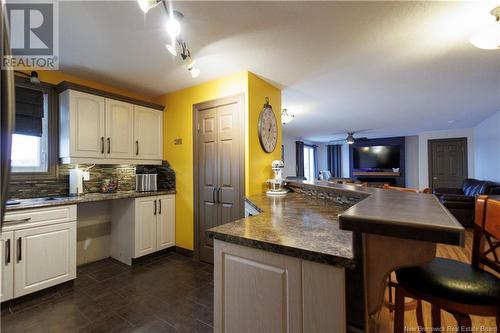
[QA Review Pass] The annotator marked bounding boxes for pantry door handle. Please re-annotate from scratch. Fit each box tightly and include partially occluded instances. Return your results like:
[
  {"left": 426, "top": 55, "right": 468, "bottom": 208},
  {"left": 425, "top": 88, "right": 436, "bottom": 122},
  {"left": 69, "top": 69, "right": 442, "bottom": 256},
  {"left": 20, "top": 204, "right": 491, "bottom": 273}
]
[
  {"left": 136, "top": 141, "right": 139, "bottom": 155},
  {"left": 101, "top": 137, "right": 105, "bottom": 154},
  {"left": 158, "top": 200, "right": 162, "bottom": 214},
  {"left": 212, "top": 188, "right": 216, "bottom": 203},
  {"left": 217, "top": 187, "right": 221, "bottom": 204},
  {"left": 154, "top": 200, "right": 157, "bottom": 215},
  {"left": 5, "top": 239, "right": 11, "bottom": 265},
  {"left": 107, "top": 137, "right": 111, "bottom": 154},
  {"left": 17, "top": 238, "right": 22, "bottom": 262}
]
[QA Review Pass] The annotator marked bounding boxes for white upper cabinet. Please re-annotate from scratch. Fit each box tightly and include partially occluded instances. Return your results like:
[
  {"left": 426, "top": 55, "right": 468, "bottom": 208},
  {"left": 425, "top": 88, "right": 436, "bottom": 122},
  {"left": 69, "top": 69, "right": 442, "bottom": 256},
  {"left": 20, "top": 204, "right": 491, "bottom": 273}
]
[
  {"left": 59, "top": 88, "right": 163, "bottom": 164},
  {"left": 105, "top": 99, "right": 134, "bottom": 159},
  {"left": 134, "top": 105, "right": 163, "bottom": 161},
  {"left": 60, "top": 90, "right": 105, "bottom": 159}
]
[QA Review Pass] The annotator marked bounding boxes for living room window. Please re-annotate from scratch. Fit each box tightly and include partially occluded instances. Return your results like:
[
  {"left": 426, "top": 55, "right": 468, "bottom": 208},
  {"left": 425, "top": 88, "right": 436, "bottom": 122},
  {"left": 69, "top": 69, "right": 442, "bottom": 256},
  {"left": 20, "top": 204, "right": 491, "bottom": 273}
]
[
  {"left": 304, "top": 145, "right": 316, "bottom": 181},
  {"left": 10, "top": 77, "right": 58, "bottom": 179}
]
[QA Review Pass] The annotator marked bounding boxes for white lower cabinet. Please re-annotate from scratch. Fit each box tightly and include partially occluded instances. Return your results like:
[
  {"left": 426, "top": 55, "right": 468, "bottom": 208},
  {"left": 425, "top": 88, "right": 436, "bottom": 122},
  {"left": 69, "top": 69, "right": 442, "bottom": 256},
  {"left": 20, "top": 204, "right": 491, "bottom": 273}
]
[
  {"left": 111, "top": 194, "right": 175, "bottom": 265},
  {"left": 14, "top": 222, "right": 77, "bottom": 298},
  {"left": 2, "top": 205, "right": 77, "bottom": 302},
  {"left": 1, "top": 231, "right": 14, "bottom": 302},
  {"left": 156, "top": 195, "right": 175, "bottom": 250}
]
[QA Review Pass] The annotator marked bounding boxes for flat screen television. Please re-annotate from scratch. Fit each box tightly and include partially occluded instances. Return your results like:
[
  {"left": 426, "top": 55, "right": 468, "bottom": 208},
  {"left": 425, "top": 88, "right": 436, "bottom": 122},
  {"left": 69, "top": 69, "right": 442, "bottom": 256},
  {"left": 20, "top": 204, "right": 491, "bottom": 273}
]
[{"left": 353, "top": 145, "right": 400, "bottom": 170}]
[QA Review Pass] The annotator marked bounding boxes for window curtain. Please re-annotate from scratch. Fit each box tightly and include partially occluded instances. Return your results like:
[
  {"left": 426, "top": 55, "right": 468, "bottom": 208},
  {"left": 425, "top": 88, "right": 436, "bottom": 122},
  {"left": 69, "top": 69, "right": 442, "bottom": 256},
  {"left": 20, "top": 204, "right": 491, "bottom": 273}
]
[
  {"left": 327, "top": 144, "right": 342, "bottom": 178},
  {"left": 313, "top": 145, "right": 319, "bottom": 179},
  {"left": 295, "top": 141, "right": 305, "bottom": 178},
  {"left": 15, "top": 86, "right": 44, "bottom": 137}
]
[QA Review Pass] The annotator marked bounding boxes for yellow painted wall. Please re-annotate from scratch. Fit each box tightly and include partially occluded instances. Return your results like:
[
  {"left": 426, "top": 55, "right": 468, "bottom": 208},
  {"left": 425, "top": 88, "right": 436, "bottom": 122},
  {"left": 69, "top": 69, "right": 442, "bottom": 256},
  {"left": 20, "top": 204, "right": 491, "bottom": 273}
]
[
  {"left": 152, "top": 72, "right": 248, "bottom": 250},
  {"left": 246, "top": 72, "right": 282, "bottom": 196},
  {"left": 18, "top": 70, "right": 153, "bottom": 102},
  {"left": 152, "top": 71, "right": 281, "bottom": 250}
]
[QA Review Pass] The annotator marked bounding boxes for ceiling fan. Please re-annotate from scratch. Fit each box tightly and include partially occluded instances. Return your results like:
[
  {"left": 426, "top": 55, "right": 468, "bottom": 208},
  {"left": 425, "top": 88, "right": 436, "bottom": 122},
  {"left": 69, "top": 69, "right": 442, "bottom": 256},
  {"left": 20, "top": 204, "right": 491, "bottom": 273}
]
[{"left": 330, "top": 131, "right": 368, "bottom": 145}]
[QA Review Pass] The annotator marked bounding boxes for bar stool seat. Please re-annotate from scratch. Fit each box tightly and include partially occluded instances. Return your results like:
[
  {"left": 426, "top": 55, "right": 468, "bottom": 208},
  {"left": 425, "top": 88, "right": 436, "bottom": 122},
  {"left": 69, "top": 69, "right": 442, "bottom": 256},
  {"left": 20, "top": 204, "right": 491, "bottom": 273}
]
[{"left": 396, "top": 258, "right": 500, "bottom": 306}]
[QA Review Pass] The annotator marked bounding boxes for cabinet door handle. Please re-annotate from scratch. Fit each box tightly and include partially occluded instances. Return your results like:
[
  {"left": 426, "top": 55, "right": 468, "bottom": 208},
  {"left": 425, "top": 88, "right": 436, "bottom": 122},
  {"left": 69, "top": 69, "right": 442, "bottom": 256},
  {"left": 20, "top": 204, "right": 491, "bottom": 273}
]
[
  {"left": 217, "top": 187, "right": 221, "bottom": 204},
  {"left": 4, "top": 217, "right": 31, "bottom": 224},
  {"left": 136, "top": 140, "right": 139, "bottom": 156},
  {"left": 154, "top": 200, "right": 157, "bottom": 215},
  {"left": 107, "top": 137, "right": 111, "bottom": 154},
  {"left": 17, "top": 238, "right": 22, "bottom": 262},
  {"left": 5, "top": 239, "right": 11, "bottom": 265},
  {"left": 101, "top": 137, "right": 105, "bottom": 154},
  {"left": 158, "top": 199, "right": 162, "bottom": 215},
  {"left": 212, "top": 188, "right": 216, "bottom": 203}
]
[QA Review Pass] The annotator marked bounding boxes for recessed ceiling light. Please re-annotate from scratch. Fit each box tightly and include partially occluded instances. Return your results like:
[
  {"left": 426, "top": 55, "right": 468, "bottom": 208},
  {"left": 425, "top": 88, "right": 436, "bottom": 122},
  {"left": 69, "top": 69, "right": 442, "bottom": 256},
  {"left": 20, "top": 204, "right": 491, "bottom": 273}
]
[{"left": 447, "top": 120, "right": 456, "bottom": 124}]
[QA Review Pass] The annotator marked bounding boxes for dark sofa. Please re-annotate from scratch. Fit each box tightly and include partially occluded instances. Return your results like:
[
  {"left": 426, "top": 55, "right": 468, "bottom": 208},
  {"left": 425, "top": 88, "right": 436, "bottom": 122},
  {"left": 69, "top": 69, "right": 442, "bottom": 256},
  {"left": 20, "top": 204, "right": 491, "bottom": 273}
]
[{"left": 434, "top": 178, "right": 500, "bottom": 227}]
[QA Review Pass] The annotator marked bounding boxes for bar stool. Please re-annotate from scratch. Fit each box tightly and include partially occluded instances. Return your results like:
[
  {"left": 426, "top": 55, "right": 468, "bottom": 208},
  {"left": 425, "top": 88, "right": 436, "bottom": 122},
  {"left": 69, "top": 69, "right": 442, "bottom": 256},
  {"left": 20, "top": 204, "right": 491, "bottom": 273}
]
[{"left": 393, "top": 195, "right": 500, "bottom": 332}]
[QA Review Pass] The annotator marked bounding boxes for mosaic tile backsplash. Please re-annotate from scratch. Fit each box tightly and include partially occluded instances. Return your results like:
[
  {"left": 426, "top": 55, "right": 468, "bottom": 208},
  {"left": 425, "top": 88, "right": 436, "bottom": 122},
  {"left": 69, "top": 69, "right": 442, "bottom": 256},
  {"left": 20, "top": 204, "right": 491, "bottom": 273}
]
[{"left": 8, "top": 161, "right": 176, "bottom": 199}]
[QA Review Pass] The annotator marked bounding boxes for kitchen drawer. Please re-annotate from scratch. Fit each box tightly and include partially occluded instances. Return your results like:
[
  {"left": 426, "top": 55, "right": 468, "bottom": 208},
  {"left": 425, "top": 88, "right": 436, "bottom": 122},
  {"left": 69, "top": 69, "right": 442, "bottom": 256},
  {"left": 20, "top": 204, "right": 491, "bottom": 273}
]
[{"left": 3, "top": 205, "right": 77, "bottom": 231}]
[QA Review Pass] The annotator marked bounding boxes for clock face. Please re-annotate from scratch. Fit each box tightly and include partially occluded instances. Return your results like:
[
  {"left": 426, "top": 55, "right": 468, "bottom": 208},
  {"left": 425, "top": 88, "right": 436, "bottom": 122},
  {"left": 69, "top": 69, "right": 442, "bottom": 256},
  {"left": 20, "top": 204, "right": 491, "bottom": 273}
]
[{"left": 258, "top": 106, "right": 278, "bottom": 153}]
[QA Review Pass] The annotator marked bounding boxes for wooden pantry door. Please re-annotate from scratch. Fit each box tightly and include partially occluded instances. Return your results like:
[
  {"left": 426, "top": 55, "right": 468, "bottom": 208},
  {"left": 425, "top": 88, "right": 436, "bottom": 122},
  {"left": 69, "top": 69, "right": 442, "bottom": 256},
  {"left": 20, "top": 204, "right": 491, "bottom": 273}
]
[{"left": 194, "top": 95, "right": 244, "bottom": 264}]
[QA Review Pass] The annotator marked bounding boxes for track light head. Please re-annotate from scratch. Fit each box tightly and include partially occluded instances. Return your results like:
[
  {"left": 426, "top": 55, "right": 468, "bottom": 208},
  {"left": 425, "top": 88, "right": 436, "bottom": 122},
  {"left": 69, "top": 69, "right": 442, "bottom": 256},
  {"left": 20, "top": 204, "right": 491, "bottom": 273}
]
[
  {"left": 166, "top": 43, "right": 177, "bottom": 56},
  {"left": 137, "top": 0, "right": 161, "bottom": 14}
]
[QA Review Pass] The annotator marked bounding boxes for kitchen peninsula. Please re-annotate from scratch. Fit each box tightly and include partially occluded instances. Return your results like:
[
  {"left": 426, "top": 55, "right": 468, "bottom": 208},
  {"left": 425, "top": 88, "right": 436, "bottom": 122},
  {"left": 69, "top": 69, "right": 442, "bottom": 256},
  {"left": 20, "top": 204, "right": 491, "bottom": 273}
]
[{"left": 207, "top": 180, "right": 464, "bottom": 332}]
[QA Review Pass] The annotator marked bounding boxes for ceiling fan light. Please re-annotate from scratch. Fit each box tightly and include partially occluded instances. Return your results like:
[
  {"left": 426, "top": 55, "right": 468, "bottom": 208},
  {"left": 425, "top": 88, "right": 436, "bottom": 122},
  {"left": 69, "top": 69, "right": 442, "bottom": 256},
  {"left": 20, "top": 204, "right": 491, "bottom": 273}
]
[
  {"left": 166, "top": 17, "right": 181, "bottom": 38},
  {"left": 138, "top": 0, "right": 160, "bottom": 14},
  {"left": 165, "top": 43, "right": 177, "bottom": 56},
  {"left": 346, "top": 133, "right": 355, "bottom": 144}
]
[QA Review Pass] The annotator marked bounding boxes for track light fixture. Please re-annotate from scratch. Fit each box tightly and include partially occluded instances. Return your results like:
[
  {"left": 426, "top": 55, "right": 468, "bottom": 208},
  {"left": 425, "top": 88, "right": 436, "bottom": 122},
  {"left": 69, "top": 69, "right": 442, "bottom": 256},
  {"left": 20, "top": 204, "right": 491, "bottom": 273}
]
[{"left": 139, "top": 0, "right": 200, "bottom": 78}]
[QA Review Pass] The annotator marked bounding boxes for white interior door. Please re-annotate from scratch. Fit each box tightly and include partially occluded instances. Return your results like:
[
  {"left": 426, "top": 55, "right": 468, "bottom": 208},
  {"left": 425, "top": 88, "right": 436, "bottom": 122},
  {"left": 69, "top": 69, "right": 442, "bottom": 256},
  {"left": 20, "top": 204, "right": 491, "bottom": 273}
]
[
  {"left": 69, "top": 91, "right": 105, "bottom": 158},
  {"left": 1, "top": 231, "right": 14, "bottom": 302},
  {"left": 134, "top": 106, "right": 163, "bottom": 160},
  {"left": 156, "top": 195, "right": 175, "bottom": 250},
  {"left": 14, "top": 222, "right": 76, "bottom": 298},
  {"left": 134, "top": 197, "right": 157, "bottom": 257},
  {"left": 105, "top": 99, "right": 134, "bottom": 159}
]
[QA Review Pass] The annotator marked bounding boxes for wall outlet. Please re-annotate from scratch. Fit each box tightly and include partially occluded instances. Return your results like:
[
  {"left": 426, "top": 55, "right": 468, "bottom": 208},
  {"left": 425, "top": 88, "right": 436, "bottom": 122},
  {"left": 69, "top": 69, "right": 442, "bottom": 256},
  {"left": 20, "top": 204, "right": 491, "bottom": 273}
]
[{"left": 82, "top": 171, "right": 90, "bottom": 181}]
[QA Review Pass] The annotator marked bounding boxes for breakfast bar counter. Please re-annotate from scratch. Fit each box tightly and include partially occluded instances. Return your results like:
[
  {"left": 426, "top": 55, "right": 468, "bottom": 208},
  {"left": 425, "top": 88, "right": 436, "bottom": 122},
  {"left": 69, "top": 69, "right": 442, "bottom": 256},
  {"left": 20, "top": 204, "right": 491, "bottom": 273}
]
[{"left": 208, "top": 180, "right": 464, "bottom": 332}]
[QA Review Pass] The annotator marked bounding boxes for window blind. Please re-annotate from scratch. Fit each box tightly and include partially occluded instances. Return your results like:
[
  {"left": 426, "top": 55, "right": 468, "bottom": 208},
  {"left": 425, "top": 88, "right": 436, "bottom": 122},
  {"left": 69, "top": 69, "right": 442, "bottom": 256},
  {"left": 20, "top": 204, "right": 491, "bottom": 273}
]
[{"left": 15, "top": 86, "right": 44, "bottom": 137}]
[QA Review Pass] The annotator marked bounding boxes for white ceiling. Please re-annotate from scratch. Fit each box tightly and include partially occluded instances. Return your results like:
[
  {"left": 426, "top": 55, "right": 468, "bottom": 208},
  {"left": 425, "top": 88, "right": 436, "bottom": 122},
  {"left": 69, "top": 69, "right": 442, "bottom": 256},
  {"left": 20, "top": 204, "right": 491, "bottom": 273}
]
[{"left": 58, "top": 1, "right": 500, "bottom": 142}]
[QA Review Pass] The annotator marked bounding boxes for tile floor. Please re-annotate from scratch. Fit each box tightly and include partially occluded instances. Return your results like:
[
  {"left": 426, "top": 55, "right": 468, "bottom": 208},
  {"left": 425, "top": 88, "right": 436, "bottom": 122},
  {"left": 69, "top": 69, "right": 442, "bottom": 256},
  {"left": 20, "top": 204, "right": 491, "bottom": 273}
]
[{"left": 1, "top": 252, "right": 214, "bottom": 332}]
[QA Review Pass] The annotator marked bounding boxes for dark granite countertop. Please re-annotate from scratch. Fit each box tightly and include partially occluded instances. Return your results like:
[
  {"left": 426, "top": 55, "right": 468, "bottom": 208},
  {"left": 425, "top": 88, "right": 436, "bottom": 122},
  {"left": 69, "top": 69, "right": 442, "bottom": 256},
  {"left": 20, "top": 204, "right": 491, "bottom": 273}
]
[
  {"left": 289, "top": 180, "right": 464, "bottom": 246},
  {"left": 5, "top": 190, "right": 176, "bottom": 211},
  {"left": 207, "top": 192, "right": 356, "bottom": 268},
  {"left": 207, "top": 180, "right": 464, "bottom": 269}
]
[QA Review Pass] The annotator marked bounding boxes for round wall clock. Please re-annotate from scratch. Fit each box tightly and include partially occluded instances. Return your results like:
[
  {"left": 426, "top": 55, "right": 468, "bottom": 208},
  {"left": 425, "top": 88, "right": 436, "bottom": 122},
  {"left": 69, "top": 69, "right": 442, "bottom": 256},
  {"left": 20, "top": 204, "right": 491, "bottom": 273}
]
[{"left": 258, "top": 98, "right": 278, "bottom": 153}]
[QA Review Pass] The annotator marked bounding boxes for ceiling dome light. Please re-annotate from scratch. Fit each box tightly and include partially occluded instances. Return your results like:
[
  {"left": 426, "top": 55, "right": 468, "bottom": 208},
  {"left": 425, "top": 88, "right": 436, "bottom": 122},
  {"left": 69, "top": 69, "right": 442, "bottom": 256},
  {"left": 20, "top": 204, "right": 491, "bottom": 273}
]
[
  {"left": 137, "top": 0, "right": 160, "bottom": 14},
  {"left": 166, "top": 17, "right": 181, "bottom": 38},
  {"left": 281, "top": 109, "right": 295, "bottom": 125},
  {"left": 165, "top": 43, "right": 177, "bottom": 56},
  {"left": 470, "top": 6, "right": 500, "bottom": 50},
  {"left": 190, "top": 67, "right": 200, "bottom": 78}
]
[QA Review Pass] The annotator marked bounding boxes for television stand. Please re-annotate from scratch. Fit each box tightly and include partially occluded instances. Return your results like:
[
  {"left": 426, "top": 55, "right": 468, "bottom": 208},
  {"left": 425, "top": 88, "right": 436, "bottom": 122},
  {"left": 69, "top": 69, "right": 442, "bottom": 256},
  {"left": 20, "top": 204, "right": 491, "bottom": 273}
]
[{"left": 352, "top": 171, "right": 400, "bottom": 177}]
